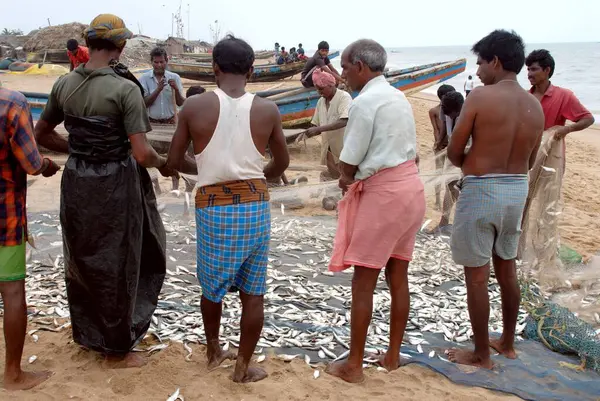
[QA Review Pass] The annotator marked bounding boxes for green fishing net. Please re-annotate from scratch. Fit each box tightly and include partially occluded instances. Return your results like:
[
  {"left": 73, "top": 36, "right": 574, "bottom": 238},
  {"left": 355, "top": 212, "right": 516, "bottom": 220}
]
[{"left": 522, "top": 283, "right": 600, "bottom": 373}]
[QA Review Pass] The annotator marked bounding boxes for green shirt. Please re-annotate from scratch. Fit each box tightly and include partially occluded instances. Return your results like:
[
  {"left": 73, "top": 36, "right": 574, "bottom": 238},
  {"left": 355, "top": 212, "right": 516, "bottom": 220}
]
[{"left": 41, "top": 65, "right": 151, "bottom": 136}]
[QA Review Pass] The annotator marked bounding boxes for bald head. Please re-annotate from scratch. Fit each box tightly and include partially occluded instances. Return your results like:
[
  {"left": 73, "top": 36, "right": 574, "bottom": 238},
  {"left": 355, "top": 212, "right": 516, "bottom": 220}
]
[{"left": 344, "top": 39, "right": 387, "bottom": 73}]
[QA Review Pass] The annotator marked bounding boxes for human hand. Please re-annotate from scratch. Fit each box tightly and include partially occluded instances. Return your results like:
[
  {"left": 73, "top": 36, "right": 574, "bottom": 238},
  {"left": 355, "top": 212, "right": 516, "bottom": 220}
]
[
  {"left": 338, "top": 175, "right": 355, "bottom": 195},
  {"left": 552, "top": 126, "right": 571, "bottom": 141},
  {"left": 168, "top": 79, "right": 178, "bottom": 90},
  {"left": 304, "top": 127, "right": 320, "bottom": 138},
  {"left": 41, "top": 158, "right": 60, "bottom": 177},
  {"left": 156, "top": 77, "right": 166, "bottom": 92}
]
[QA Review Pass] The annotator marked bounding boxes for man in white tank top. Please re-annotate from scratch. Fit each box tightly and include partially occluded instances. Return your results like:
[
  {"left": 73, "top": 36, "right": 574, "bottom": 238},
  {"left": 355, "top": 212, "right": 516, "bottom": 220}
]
[{"left": 166, "top": 35, "right": 289, "bottom": 383}]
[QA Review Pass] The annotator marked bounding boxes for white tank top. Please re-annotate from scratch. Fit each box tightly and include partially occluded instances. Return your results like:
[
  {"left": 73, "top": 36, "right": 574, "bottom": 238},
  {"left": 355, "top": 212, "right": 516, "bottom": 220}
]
[{"left": 195, "top": 88, "right": 266, "bottom": 187}]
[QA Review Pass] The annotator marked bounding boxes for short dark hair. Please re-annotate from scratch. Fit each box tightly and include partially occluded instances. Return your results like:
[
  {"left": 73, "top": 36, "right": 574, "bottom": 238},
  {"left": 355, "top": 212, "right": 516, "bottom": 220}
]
[
  {"left": 150, "top": 47, "right": 168, "bottom": 61},
  {"left": 186, "top": 86, "right": 206, "bottom": 97},
  {"left": 67, "top": 39, "right": 79, "bottom": 51},
  {"left": 281, "top": 46, "right": 285, "bottom": 51},
  {"left": 441, "top": 91, "right": 464, "bottom": 115},
  {"left": 468, "top": 75, "right": 472, "bottom": 79},
  {"left": 275, "top": 42, "right": 279, "bottom": 46},
  {"left": 213, "top": 34, "right": 255, "bottom": 75},
  {"left": 437, "top": 84, "right": 455, "bottom": 100},
  {"left": 298, "top": 43, "right": 302, "bottom": 47},
  {"left": 318, "top": 41, "right": 329, "bottom": 51},
  {"left": 526, "top": 49, "right": 555, "bottom": 78},
  {"left": 472, "top": 29, "right": 525, "bottom": 74},
  {"left": 86, "top": 39, "right": 120, "bottom": 52}
]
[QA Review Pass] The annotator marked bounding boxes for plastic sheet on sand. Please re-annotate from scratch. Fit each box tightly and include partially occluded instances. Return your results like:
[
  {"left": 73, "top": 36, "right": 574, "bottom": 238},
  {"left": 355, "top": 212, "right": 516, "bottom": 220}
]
[
  {"left": 403, "top": 333, "right": 600, "bottom": 401},
  {"left": 19, "top": 64, "right": 69, "bottom": 76}
]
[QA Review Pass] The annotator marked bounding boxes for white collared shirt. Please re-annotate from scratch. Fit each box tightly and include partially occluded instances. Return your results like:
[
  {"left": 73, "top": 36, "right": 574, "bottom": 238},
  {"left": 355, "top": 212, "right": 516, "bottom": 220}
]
[
  {"left": 139, "top": 70, "right": 184, "bottom": 120},
  {"left": 339, "top": 75, "right": 417, "bottom": 180}
]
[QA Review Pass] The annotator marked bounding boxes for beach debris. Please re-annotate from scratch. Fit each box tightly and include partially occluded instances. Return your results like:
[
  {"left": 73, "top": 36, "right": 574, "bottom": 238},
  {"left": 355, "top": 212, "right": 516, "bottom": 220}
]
[
  {"left": 166, "top": 388, "right": 183, "bottom": 401},
  {"left": 313, "top": 370, "right": 320, "bottom": 379},
  {"left": 183, "top": 343, "right": 193, "bottom": 361},
  {"left": 28, "top": 355, "right": 37, "bottom": 364},
  {"left": 256, "top": 354, "right": 266, "bottom": 363}
]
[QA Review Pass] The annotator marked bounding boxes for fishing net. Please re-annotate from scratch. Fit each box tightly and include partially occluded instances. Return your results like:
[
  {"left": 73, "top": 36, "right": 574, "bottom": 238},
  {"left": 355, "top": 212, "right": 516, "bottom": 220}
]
[{"left": 521, "top": 282, "right": 600, "bottom": 373}]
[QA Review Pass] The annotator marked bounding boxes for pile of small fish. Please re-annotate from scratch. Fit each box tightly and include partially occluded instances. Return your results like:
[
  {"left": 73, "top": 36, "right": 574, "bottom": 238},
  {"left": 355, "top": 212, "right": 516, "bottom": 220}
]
[{"left": 15, "top": 208, "right": 534, "bottom": 370}]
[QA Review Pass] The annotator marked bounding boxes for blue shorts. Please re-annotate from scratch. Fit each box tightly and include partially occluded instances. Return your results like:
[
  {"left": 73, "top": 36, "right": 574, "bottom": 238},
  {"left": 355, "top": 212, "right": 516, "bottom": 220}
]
[{"left": 196, "top": 201, "right": 270, "bottom": 302}]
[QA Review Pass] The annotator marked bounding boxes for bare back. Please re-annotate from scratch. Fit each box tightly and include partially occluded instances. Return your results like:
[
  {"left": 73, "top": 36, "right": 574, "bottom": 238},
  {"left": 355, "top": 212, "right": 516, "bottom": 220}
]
[{"left": 458, "top": 82, "right": 544, "bottom": 176}]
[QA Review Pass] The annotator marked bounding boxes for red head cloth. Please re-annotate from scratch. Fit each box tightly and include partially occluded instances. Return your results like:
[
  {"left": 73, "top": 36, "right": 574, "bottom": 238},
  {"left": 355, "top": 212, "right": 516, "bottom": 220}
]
[{"left": 312, "top": 68, "right": 336, "bottom": 87}]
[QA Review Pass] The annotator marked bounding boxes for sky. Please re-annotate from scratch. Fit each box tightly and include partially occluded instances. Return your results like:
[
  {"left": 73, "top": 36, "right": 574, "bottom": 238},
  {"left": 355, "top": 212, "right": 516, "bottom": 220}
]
[{"left": 1, "top": 0, "right": 597, "bottom": 50}]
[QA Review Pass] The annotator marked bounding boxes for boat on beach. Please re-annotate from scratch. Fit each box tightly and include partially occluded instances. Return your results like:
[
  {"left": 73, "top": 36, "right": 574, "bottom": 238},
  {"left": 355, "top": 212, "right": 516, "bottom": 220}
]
[
  {"left": 167, "top": 51, "right": 340, "bottom": 83},
  {"left": 172, "top": 50, "right": 273, "bottom": 63},
  {"left": 23, "top": 57, "right": 466, "bottom": 149}
]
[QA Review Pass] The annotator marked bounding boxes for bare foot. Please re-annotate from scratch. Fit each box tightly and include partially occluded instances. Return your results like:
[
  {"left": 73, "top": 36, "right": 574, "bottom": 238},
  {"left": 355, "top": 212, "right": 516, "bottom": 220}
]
[
  {"left": 325, "top": 360, "right": 365, "bottom": 383},
  {"left": 489, "top": 338, "right": 517, "bottom": 359},
  {"left": 207, "top": 349, "right": 236, "bottom": 371},
  {"left": 232, "top": 366, "right": 268, "bottom": 383},
  {"left": 447, "top": 348, "right": 494, "bottom": 369},
  {"left": 375, "top": 353, "right": 401, "bottom": 372},
  {"left": 4, "top": 370, "right": 52, "bottom": 391},
  {"left": 104, "top": 353, "right": 147, "bottom": 369}
]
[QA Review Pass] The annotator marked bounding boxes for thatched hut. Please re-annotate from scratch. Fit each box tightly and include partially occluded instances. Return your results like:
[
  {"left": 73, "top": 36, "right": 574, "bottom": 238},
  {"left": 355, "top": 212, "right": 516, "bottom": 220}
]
[{"left": 23, "top": 22, "right": 87, "bottom": 52}]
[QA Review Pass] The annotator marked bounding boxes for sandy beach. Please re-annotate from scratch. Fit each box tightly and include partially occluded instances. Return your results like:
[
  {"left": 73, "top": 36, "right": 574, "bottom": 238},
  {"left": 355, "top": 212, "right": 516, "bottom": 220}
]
[{"left": 0, "top": 72, "right": 598, "bottom": 400}]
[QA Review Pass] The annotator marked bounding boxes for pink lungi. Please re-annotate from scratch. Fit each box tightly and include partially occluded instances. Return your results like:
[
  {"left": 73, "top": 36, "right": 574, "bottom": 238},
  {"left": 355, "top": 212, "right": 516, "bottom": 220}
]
[{"left": 329, "top": 160, "right": 426, "bottom": 272}]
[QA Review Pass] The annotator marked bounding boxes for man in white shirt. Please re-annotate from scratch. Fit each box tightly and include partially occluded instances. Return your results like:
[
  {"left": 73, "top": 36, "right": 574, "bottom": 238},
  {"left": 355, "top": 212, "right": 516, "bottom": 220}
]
[
  {"left": 139, "top": 47, "right": 185, "bottom": 124},
  {"left": 464, "top": 75, "right": 475, "bottom": 97},
  {"left": 326, "top": 39, "right": 426, "bottom": 383},
  {"left": 301, "top": 69, "right": 352, "bottom": 181}
]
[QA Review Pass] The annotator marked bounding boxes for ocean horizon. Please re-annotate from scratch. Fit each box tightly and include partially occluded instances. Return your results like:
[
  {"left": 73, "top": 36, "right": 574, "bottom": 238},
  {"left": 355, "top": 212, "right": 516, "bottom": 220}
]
[{"left": 329, "top": 42, "right": 600, "bottom": 122}]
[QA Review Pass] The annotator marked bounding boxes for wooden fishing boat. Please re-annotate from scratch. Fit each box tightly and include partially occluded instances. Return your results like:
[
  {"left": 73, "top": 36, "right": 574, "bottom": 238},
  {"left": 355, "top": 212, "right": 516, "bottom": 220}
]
[
  {"left": 23, "top": 57, "right": 466, "bottom": 138},
  {"left": 172, "top": 50, "right": 273, "bottom": 63},
  {"left": 276, "top": 58, "right": 467, "bottom": 128},
  {"left": 167, "top": 51, "right": 340, "bottom": 83}
]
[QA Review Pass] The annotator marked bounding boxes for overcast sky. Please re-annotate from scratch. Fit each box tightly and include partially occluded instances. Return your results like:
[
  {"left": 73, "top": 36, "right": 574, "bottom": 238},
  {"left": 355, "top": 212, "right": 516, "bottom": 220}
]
[{"left": 1, "top": 0, "right": 596, "bottom": 50}]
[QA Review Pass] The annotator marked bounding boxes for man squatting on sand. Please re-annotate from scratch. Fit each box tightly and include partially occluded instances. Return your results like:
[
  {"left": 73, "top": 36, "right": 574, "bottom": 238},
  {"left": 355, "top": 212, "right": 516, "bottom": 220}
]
[
  {"left": 166, "top": 35, "right": 289, "bottom": 382},
  {"left": 446, "top": 29, "right": 544, "bottom": 369},
  {"left": 325, "top": 39, "right": 426, "bottom": 383}
]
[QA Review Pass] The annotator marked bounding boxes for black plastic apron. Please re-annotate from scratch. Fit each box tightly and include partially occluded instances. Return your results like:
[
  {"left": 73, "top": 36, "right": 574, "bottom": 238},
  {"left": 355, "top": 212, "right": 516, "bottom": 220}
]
[{"left": 60, "top": 97, "right": 166, "bottom": 354}]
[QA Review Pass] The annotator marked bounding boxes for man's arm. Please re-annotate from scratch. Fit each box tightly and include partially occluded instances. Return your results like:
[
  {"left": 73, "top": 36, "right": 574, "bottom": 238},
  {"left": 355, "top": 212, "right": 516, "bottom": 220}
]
[
  {"left": 172, "top": 76, "right": 185, "bottom": 107},
  {"left": 144, "top": 76, "right": 164, "bottom": 107},
  {"left": 447, "top": 90, "right": 478, "bottom": 167},
  {"left": 264, "top": 103, "right": 290, "bottom": 180},
  {"left": 306, "top": 119, "right": 347, "bottom": 138},
  {"left": 553, "top": 92, "right": 595, "bottom": 140},
  {"left": 337, "top": 103, "right": 374, "bottom": 190},
  {"left": 34, "top": 80, "right": 69, "bottom": 153},
  {"left": 10, "top": 100, "right": 59, "bottom": 177},
  {"left": 166, "top": 103, "right": 196, "bottom": 175},
  {"left": 428, "top": 107, "right": 441, "bottom": 146},
  {"left": 69, "top": 61, "right": 74, "bottom": 72}
]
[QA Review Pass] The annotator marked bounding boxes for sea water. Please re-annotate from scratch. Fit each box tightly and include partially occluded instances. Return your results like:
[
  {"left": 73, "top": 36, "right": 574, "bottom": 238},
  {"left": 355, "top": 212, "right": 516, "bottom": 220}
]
[{"left": 331, "top": 42, "right": 600, "bottom": 121}]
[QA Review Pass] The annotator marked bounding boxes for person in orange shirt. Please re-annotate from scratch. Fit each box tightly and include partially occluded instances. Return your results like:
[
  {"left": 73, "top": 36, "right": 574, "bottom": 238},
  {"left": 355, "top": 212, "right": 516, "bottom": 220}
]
[{"left": 66, "top": 39, "right": 90, "bottom": 71}]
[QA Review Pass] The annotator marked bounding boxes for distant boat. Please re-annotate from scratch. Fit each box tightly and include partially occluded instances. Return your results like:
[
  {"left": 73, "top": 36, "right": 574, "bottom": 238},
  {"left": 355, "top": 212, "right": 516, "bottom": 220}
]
[
  {"left": 22, "top": 57, "right": 466, "bottom": 137},
  {"left": 171, "top": 50, "right": 273, "bottom": 63},
  {"left": 167, "top": 51, "right": 340, "bottom": 83}
]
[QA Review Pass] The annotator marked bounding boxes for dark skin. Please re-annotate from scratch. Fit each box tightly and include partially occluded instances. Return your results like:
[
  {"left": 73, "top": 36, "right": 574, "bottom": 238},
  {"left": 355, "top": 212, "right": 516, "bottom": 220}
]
[
  {"left": 326, "top": 49, "right": 411, "bottom": 383},
  {"left": 1, "top": 151, "right": 59, "bottom": 390},
  {"left": 144, "top": 55, "right": 185, "bottom": 108},
  {"left": 318, "top": 49, "right": 344, "bottom": 84},
  {"left": 527, "top": 62, "right": 594, "bottom": 140},
  {"left": 445, "top": 55, "right": 545, "bottom": 369},
  {"left": 166, "top": 64, "right": 289, "bottom": 383},
  {"left": 35, "top": 47, "right": 177, "bottom": 179},
  {"left": 69, "top": 47, "right": 78, "bottom": 72}
]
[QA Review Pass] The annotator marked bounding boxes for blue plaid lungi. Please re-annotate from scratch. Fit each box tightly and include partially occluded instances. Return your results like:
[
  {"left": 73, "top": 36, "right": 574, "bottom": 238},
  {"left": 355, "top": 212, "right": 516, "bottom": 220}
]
[
  {"left": 196, "top": 201, "right": 270, "bottom": 302},
  {"left": 451, "top": 174, "right": 528, "bottom": 267}
]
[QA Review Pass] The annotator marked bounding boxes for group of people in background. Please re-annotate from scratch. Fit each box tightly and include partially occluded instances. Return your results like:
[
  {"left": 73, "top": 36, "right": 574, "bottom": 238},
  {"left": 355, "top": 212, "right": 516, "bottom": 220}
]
[{"left": 274, "top": 42, "right": 307, "bottom": 64}]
